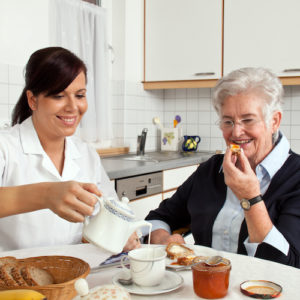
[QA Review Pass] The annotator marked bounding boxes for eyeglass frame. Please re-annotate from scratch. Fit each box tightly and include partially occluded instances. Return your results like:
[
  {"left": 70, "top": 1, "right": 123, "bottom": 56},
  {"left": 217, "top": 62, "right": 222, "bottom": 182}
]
[{"left": 217, "top": 117, "right": 262, "bottom": 131}]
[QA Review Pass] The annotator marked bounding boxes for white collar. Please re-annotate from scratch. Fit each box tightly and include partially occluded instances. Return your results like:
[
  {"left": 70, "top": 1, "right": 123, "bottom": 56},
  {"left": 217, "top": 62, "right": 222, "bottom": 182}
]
[{"left": 19, "top": 117, "right": 81, "bottom": 160}]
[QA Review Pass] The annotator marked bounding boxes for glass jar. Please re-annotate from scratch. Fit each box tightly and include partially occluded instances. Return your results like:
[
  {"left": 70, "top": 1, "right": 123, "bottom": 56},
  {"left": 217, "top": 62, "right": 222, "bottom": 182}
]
[{"left": 192, "top": 257, "right": 231, "bottom": 299}]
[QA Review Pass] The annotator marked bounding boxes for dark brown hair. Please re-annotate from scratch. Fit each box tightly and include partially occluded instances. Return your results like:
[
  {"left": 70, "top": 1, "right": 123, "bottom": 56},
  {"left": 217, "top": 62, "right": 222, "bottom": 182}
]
[{"left": 12, "top": 47, "right": 87, "bottom": 125}]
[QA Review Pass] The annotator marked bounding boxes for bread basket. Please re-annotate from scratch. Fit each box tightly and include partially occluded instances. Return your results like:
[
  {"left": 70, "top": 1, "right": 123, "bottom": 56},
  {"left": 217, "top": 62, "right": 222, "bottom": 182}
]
[{"left": 0, "top": 255, "right": 90, "bottom": 300}]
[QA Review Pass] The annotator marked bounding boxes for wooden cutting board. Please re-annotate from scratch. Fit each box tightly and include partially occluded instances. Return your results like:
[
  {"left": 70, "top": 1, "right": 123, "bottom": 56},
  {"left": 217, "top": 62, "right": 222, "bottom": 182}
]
[{"left": 96, "top": 147, "right": 129, "bottom": 158}]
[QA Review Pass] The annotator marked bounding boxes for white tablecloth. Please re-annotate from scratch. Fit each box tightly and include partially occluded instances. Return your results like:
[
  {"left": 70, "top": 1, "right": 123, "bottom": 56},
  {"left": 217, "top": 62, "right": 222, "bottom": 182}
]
[{"left": 0, "top": 243, "right": 299, "bottom": 299}]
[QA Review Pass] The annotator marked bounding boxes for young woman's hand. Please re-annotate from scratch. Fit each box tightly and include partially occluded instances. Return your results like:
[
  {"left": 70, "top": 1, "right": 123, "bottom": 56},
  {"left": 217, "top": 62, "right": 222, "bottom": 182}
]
[{"left": 44, "top": 181, "right": 101, "bottom": 222}]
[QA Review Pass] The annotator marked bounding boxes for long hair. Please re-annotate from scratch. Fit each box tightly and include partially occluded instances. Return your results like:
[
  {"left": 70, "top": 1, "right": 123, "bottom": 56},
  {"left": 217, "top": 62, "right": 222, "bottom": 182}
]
[{"left": 12, "top": 47, "right": 87, "bottom": 125}]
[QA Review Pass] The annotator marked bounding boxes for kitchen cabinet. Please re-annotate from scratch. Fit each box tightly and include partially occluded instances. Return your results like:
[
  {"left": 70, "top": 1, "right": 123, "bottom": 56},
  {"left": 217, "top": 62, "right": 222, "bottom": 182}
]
[
  {"left": 163, "top": 164, "right": 198, "bottom": 191},
  {"left": 223, "top": 0, "right": 300, "bottom": 81},
  {"left": 144, "top": 0, "right": 223, "bottom": 89},
  {"left": 129, "top": 193, "right": 163, "bottom": 221},
  {"left": 144, "top": 0, "right": 300, "bottom": 89}
]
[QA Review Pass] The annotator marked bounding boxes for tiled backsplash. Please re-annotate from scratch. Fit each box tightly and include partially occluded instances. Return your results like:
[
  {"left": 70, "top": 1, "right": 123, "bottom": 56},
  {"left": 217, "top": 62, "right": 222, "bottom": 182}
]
[
  {"left": 112, "top": 81, "right": 300, "bottom": 154},
  {"left": 2, "top": 62, "right": 300, "bottom": 154}
]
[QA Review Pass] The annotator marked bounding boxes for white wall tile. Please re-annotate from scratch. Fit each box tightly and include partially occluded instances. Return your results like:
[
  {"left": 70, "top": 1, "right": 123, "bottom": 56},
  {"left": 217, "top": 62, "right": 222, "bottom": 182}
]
[
  {"left": 9, "top": 84, "right": 23, "bottom": 105},
  {"left": 291, "top": 126, "right": 300, "bottom": 139},
  {"left": 198, "top": 111, "right": 210, "bottom": 124},
  {"left": 0, "top": 83, "right": 8, "bottom": 104},
  {"left": 198, "top": 98, "right": 211, "bottom": 111},
  {"left": 0, "top": 105, "right": 9, "bottom": 120},
  {"left": 280, "top": 125, "right": 290, "bottom": 139},
  {"left": 175, "top": 89, "right": 186, "bottom": 99},
  {"left": 186, "top": 98, "right": 198, "bottom": 111},
  {"left": 198, "top": 88, "right": 210, "bottom": 98},
  {"left": 186, "top": 124, "right": 198, "bottom": 135},
  {"left": 8, "top": 65, "right": 24, "bottom": 85},
  {"left": 164, "top": 89, "right": 176, "bottom": 99},
  {"left": 291, "top": 139, "right": 300, "bottom": 154},
  {"left": 292, "top": 86, "right": 300, "bottom": 96},
  {"left": 198, "top": 124, "right": 211, "bottom": 138},
  {"left": 291, "top": 96, "right": 300, "bottom": 110},
  {"left": 187, "top": 88, "right": 198, "bottom": 98},
  {"left": 186, "top": 111, "right": 198, "bottom": 124},
  {"left": 0, "top": 64, "right": 8, "bottom": 83}
]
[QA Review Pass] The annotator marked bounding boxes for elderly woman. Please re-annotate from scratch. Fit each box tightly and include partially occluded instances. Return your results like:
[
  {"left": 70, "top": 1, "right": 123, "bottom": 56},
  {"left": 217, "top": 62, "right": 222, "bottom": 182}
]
[{"left": 145, "top": 67, "right": 300, "bottom": 268}]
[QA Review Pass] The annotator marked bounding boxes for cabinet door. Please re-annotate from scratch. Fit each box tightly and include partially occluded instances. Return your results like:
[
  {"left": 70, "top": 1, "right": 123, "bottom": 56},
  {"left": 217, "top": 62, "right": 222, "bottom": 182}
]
[
  {"left": 145, "top": 0, "right": 222, "bottom": 81},
  {"left": 224, "top": 0, "right": 300, "bottom": 77},
  {"left": 163, "top": 165, "right": 198, "bottom": 191},
  {"left": 129, "top": 193, "right": 162, "bottom": 221}
]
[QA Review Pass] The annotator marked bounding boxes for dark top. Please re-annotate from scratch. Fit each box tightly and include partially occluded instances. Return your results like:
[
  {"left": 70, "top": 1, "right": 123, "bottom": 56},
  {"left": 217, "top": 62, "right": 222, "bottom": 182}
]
[{"left": 146, "top": 153, "right": 300, "bottom": 268}]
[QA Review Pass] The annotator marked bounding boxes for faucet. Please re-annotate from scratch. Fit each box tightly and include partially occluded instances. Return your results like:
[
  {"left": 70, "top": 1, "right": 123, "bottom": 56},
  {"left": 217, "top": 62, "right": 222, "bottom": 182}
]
[{"left": 137, "top": 128, "right": 148, "bottom": 156}]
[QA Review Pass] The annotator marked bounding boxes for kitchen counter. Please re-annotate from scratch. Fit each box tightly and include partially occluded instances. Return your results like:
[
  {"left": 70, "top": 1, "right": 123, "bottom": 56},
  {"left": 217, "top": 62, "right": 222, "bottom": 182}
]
[{"left": 101, "top": 151, "right": 215, "bottom": 179}]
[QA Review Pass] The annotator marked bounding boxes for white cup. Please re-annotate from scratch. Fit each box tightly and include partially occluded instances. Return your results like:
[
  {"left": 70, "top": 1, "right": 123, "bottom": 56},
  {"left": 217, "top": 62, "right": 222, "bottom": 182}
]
[{"left": 121, "top": 247, "right": 166, "bottom": 287}]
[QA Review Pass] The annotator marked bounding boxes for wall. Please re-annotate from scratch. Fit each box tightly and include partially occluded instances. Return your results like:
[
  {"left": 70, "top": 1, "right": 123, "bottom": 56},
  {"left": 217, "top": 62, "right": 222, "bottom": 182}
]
[
  {"left": 0, "top": 1, "right": 49, "bottom": 66},
  {"left": 1, "top": 1, "right": 300, "bottom": 154}
]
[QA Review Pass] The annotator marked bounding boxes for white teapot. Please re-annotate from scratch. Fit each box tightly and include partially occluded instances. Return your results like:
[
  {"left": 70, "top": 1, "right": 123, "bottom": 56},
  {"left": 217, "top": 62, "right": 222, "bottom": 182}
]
[{"left": 83, "top": 196, "right": 152, "bottom": 254}]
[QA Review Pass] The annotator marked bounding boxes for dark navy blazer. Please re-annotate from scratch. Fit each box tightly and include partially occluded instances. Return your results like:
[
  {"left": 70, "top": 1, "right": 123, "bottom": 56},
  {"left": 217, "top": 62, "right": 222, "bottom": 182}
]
[{"left": 146, "top": 153, "right": 300, "bottom": 268}]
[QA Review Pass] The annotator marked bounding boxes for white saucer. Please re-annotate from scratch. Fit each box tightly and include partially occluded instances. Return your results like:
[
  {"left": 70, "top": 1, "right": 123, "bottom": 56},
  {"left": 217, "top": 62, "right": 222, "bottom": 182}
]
[{"left": 112, "top": 270, "right": 184, "bottom": 295}]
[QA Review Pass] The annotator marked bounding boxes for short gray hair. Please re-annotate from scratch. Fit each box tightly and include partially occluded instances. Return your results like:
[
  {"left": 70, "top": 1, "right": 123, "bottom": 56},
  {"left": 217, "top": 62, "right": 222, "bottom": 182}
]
[{"left": 212, "top": 67, "right": 284, "bottom": 142}]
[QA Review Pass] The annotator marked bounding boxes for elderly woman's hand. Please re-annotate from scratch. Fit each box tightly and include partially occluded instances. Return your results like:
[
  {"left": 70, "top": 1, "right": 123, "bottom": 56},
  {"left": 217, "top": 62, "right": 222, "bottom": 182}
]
[
  {"left": 223, "top": 147, "right": 261, "bottom": 200},
  {"left": 122, "top": 232, "right": 141, "bottom": 252}
]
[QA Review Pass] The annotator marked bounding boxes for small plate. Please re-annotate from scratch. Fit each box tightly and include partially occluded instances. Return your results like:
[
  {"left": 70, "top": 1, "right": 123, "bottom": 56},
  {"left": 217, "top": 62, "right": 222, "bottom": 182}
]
[
  {"left": 240, "top": 280, "right": 282, "bottom": 299},
  {"left": 112, "top": 270, "right": 184, "bottom": 295}
]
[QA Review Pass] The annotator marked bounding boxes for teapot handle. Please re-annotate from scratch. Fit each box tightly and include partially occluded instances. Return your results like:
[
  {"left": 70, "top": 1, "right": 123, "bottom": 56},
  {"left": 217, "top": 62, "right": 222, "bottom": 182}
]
[{"left": 84, "top": 196, "right": 104, "bottom": 226}]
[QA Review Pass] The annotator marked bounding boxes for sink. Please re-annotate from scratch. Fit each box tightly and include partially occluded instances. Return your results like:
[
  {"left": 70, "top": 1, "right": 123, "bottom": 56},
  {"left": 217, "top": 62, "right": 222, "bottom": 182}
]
[{"left": 114, "top": 151, "right": 212, "bottom": 163}]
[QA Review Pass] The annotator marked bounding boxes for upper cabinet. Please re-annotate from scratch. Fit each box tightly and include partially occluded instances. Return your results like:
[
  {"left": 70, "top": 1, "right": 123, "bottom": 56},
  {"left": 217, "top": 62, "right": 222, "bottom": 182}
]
[
  {"left": 224, "top": 0, "right": 300, "bottom": 80},
  {"left": 144, "top": 0, "right": 223, "bottom": 89},
  {"left": 144, "top": 0, "right": 300, "bottom": 89}
]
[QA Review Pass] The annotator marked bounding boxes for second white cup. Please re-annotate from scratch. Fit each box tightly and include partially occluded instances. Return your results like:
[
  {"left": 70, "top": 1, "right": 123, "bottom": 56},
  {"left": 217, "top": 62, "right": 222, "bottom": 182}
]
[{"left": 121, "top": 247, "right": 166, "bottom": 287}]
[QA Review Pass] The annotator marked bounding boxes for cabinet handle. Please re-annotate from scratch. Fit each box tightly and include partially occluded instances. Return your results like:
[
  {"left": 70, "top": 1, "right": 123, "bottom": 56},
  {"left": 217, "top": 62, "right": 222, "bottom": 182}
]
[
  {"left": 283, "top": 69, "right": 300, "bottom": 73},
  {"left": 194, "top": 72, "right": 215, "bottom": 76}
]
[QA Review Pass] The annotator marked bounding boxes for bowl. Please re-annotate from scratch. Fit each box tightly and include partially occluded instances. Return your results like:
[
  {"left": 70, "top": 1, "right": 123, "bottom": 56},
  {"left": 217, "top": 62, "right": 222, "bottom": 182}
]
[
  {"left": 0, "top": 255, "right": 90, "bottom": 300},
  {"left": 192, "top": 256, "right": 231, "bottom": 299}
]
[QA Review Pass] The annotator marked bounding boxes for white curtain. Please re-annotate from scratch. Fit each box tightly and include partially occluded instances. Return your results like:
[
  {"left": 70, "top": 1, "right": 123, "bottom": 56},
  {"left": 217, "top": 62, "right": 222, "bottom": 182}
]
[{"left": 49, "top": 0, "right": 113, "bottom": 145}]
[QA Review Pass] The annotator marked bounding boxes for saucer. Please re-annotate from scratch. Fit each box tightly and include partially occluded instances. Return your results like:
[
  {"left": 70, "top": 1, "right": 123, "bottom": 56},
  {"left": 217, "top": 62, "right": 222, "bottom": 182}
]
[{"left": 112, "top": 270, "right": 184, "bottom": 295}]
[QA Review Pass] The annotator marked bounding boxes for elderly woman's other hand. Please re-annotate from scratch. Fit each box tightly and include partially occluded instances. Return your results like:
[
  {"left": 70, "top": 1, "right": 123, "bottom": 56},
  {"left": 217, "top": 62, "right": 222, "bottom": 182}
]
[
  {"left": 223, "top": 147, "right": 261, "bottom": 200},
  {"left": 147, "top": 229, "right": 185, "bottom": 245},
  {"left": 122, "top": 232, "right": 141, "bottom": 252}
]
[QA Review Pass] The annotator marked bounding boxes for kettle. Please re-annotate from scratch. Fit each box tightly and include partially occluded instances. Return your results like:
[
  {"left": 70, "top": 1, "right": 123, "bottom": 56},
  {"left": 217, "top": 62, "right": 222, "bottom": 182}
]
[{"left": 83, "top": 196, "right": 152, "bottom": 254}]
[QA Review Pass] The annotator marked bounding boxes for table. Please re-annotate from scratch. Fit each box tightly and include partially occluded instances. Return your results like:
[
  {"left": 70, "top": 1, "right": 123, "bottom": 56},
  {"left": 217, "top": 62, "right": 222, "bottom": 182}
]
[{"left": 0, "top": 243, "right": 299, "bottom": 299}]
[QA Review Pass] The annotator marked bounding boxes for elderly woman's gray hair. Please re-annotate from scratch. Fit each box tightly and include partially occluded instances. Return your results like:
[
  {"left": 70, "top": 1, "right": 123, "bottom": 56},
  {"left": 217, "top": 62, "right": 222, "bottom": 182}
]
[{"left": 212, "top": 67, "right": 284, "bottom": 124}]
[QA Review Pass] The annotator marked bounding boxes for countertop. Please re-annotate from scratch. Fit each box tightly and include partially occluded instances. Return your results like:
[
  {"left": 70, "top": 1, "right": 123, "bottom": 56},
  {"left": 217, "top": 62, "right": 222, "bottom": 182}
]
[{"left": 101, "top": 151, "right": 215, "bottom": 179}]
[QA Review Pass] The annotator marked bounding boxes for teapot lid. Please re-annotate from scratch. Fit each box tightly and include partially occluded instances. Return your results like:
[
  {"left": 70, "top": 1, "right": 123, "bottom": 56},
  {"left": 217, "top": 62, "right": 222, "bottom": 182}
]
[{"left": 103, "top": 196, "right": 135, "bottom": 220}]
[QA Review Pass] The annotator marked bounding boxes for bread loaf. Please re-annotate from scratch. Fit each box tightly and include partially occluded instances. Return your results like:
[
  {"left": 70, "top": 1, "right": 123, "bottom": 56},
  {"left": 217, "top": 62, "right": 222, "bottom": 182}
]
[
  {"left": 0, "top": 256, "right": 17, "bottom": 267},
  {"left": 0, "top": 264, "right": 19, "bottom": 287},
  {"left": 21, "top": 265, "right": 54, "bottom": 286},
  {"left": 0, "top": 256, "right": 54, "bottom": 288}
]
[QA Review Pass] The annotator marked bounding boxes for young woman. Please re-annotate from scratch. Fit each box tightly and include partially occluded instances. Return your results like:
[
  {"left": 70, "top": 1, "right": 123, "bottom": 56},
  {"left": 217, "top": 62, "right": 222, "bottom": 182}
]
[{"left": 0, "top": 47, "right": 139, "bottom": 251}]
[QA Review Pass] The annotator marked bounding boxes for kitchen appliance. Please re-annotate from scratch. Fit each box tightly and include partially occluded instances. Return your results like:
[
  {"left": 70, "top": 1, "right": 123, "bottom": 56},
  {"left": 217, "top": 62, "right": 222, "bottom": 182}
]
[{"left": 115, "top": 171, "right": 163, "bottom": 200}]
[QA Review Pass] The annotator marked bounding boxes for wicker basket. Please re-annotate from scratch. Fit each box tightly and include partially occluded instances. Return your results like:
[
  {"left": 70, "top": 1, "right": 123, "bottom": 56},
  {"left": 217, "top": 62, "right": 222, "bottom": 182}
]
[{"left": 0, "top": 255, "right": 90, "bottom": 300}]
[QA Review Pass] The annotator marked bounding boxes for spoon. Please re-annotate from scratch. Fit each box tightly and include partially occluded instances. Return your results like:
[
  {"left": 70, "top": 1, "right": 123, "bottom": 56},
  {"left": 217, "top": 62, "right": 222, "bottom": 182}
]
[
  {"left": 169, "top": 255, "right": 224, "bottom": 271},
  {"left": 205, "top": 255, "right": 223, "bottom": 266},
  {"left": 118, "top": 276, "right": 133, "bottom": 286}
]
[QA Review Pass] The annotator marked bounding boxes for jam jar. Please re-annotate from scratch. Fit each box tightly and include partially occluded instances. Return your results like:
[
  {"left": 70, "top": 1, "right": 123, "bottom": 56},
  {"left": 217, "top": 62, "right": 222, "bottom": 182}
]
[{"left": 192, "top": 257, "right": 231, "bottom": 299}]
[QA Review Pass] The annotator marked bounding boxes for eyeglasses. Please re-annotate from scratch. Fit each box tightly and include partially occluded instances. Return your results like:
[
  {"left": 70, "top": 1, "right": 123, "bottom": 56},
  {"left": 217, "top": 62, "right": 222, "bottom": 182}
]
[{"left": 218, "top": 118, "right": 262, "bottom": 131}]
